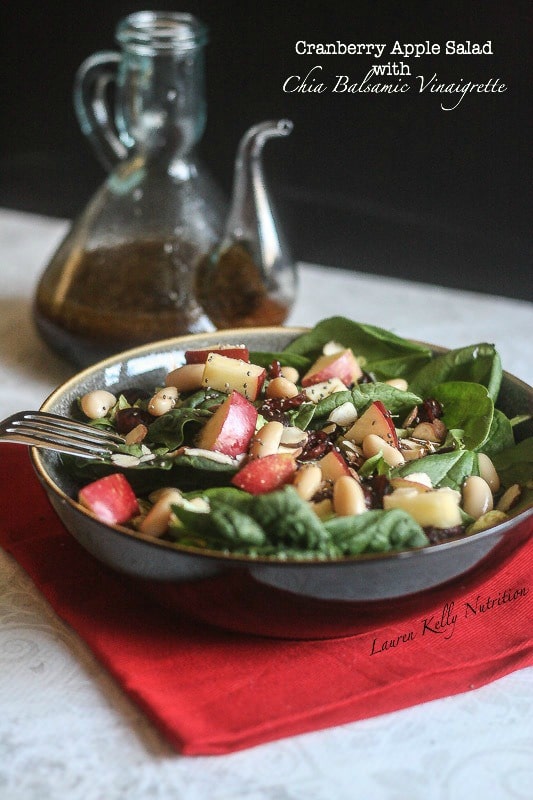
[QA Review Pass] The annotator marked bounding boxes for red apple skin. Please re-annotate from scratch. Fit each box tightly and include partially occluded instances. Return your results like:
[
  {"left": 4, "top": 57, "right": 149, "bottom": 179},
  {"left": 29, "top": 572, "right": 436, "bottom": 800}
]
[
  {"left": 185, "top": 345, "right": 250, "bottom": 364},
  {"left": 301, "top": 349, "right": 363, "bottom": 387},
  {"left": 197, "top": 390, "right": 258, "bottom": 456},
  {"left": 317, "top": 449, "right": 351, "bottom": 483},
  {"left": 346, "top": 400, "right": 398, "bottom": 447},
  {"left": 231, "top": 453, "right": 297, "bottom": 494},
  {"left": 78, "top": 473, "right": 139, "bottom": 525}
]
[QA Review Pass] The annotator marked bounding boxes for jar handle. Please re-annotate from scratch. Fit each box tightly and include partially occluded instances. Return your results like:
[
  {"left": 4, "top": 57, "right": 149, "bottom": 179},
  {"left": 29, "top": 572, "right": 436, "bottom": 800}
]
[{"left": 73, "top": 51, "right": 128, "bottom": 172}]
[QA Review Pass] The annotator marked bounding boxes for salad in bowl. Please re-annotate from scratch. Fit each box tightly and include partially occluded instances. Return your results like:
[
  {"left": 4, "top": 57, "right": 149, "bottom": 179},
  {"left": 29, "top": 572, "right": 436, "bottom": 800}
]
[{"left": 66, "top": 316, "right": 532, "bottom": 561}]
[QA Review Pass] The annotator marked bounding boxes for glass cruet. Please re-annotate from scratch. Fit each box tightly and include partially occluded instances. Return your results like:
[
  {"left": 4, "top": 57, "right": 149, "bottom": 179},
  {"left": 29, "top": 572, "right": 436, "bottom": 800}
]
[
  {"left": 33, "top": 11, "right": 226, "bottom": 367},
  {"left": 195, "top": 119, "right": 298, "bottom": 329}
]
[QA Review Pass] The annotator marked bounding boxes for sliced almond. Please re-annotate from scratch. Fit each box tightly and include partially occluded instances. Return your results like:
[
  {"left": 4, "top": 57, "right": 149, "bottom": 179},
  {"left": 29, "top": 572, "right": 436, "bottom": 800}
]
[
  {"left": 496, "top": 484, "right": 521, "bottom": 512},
  {"left": 110, "top": 453, "right": 141, "bottom": 467},
  {"left": 322, "top": 340, "right": 345, "bottom": 356},
  {"left": 389, "top": 476, "right": 431, "bottom": 493},
  {"left": 124, "top": 424, "right": 148, "bottom": 445},
  {"left": 303, "top": 378, "right": 347, "bottom": 403},
  {"left": 411, "top": 422, "right": 443, "bottom": 442},
  {"left": 328, "top": 401, "right": 358, "bottom": 427},
  {"left": 180, "top": 447, "right": 242, "bottom": 465},
  {"left": 279, "top": 426, "right": 308, "bottom": 448}
]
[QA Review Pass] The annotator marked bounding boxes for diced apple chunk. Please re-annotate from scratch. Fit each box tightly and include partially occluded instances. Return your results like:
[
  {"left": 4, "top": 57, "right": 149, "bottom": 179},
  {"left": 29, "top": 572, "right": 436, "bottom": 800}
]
[
  {"left": 317, "top": 449, "right": 351, "bottom": 483},
  {"left": 196, "top": 390, "right": 258, "bottom": 456},
  {"left": 78, "top": 473, "right": 139, "bottom": 525},
  {"left": 301, "top": 348, "right": 363, "bottom": 387},
  {"left": 383, "top": 487, "right": 462, "bottom": 529},
  {"left": 345, "top": 400, "right": 398, "bottom": 447},
  {"left": 185, "top": 344, "right": 249, "bottom": 364},
  {"left": 231, "top": 453, "right": 297, "bottom": 494},
  {"left": 201, "top": 353, "right": 266, "bottom": 401}
]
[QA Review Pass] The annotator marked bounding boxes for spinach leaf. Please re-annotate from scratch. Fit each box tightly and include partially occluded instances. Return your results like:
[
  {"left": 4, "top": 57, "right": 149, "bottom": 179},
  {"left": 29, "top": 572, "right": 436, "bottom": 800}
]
[
  {"left": 433, "top": 381, "right": 494, "bottom": 451},
  {"left": 312, "top": 383, "right": 421, "bottom": 422},
  {"left": 288, "top": 402, "right": 316, "bottom": 430},
  {"left": 409, "top": 343, "right": 502, "bottom": 401},
  {"left": 172, "top": 485, "right": 333, "bottom": 557},
  {"left": 479, "top": 409, "right": 515, "bottom": 458},
  {"left": 492, "top": 437, "right": 533, "bottom": 488},
  {"left": 350, "top": 384, "right": 422, "bottom": 416},
  {"left": 180, "top": 389, "right": 227, "bottom": 409},
  {"left": 173, "top": 499, "right": 267, "bottom": 549},
  {"left": 393, "top": 450, "right": 479, "bottom": 490},
  {"left": 324, "top": 509, "right": 428, "bottom": 554},
  {"left": 249, "top": 486, "right": 331, "bottom": 551},
  {"left": 283, "top": 316, "right": 432, "bottom": 379},
  {"left": 358, "top": 451, "right": 391, "bottom": 478},
  {"left": 145, "top": 407, "right": 212, "bottom": 449}
]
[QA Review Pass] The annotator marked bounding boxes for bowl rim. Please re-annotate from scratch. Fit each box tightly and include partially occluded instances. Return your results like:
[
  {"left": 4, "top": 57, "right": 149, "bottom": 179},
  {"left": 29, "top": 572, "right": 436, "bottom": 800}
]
[{"left": 31, "top": 326, "right": 533, "bottom": 568}]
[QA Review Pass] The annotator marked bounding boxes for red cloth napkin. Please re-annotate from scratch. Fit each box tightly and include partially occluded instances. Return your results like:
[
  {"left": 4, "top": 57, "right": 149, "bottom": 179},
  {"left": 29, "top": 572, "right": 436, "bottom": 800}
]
[{"left": 1, "top": 444, "right": 532, "bottom": 755}]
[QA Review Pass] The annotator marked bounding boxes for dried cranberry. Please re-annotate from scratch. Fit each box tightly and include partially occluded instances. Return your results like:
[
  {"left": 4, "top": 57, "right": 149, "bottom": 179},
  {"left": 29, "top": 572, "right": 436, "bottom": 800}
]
[
  {"left": 115, "top": 407, "right": 153, "bottom": 434},
  {"left": 299, "top": 430, "right": 334, "bottom": 461},
  {"left": 268, "top": 360, "right": 282, "bottom": 379},
  {"left": 312, "top": 485, "right": 334, "bottom": 502},
  {"left": 417, "top": 398, "right": 443, "bottom": 423},
  {"left": 361, "top": 474, "right": 392, "bottom": 508},
  {"left": 259, "top": 393, "right": 306, "bottom": 424},
  {"left": 424, "top": 525, "right": 464, "bottom": 544},
  {"left": 120, "top": 387, "right": 151, "bottom": 405}
]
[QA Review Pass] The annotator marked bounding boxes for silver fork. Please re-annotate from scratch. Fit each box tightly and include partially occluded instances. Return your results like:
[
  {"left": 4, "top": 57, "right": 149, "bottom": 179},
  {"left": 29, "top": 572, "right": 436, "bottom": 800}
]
[{"left": 0, "top": 410, "right": 125, "bottom": 460}]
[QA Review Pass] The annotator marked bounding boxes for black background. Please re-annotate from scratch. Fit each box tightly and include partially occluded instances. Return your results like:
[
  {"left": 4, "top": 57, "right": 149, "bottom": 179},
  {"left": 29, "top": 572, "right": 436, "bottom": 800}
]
[{"left": 1, "top": 0, "right": 531, "bottom": 300}]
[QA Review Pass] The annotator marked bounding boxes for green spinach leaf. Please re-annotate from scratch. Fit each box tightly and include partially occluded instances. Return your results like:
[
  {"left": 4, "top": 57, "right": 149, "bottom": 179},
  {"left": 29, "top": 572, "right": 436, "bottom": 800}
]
[
  {"left": 283, "top": 316, "right": 432, "bottom": 379},
  {"left": 324, "top": 509, "right": 428, "bottom": 554},
  {"left": 409, "top": 343, "right": 502, "bottom": 401},
  {"left": 433, "top": 381, "right": 494, "bottom": 451},
  {"left": 492, "top": 437, "right": 533, "bottom": 488},
  {"left": 479, "top": 409, "right": 515, "bottom": 458},
  {"left": 393, "top": 450, "right": 479, "bottom": 490},
  {"left": 145, "top": 407, "right": 212, "bottom": 449}
]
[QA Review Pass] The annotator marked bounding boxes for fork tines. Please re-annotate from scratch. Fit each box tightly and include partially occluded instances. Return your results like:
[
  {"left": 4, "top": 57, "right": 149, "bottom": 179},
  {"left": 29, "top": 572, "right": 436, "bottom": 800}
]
[{"left": 0, "top": 410, "right": 125, "bottom": 459}]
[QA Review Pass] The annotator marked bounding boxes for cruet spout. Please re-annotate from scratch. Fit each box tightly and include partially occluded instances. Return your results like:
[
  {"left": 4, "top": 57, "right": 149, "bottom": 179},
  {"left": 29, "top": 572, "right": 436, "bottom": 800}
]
[
  {"left": 196, "top": 119, "right": 297, "bottom": 329},
  {"left": 227, "top": 119, "right": 293, "bottom": 267}
]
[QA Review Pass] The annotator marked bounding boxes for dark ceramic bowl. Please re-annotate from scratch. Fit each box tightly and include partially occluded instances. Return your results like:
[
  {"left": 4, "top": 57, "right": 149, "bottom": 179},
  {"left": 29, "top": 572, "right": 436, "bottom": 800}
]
[{"left": 31, "top": 328, "right": 532, "bottom": 639}]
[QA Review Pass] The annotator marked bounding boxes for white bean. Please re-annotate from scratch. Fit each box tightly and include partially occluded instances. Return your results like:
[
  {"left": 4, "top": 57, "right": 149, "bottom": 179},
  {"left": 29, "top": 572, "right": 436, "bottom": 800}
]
[
  {"left": 477, "top": 453, "right": 501, "bottom": 493},
  {"left": 80, "top": 390, "right": 117, "bottom": 419},
  {"left": 462, "top": 475, "right": 493, "bottom": 519},
  {"left": 249, "top": 421, "right": 284, "bottom": 459},
  {"left": 266, "top": 376, "right": 300, "bottom": 399},
  {"left": 362, "top": 433, "right": 405, "bottom": 467},
  {"left": 140, "top": 489, "right": 183, "bottom": 537},
  {"left": 385, "top": 378, "right": 408, "bottom": 391},
  {"left": 148, "top": 387, "right": 178, "bottom": 416},
  {"left": 165, "top": 363, "right": 204, "bottom": 392},
  {"left": 333, "top": 475, "right": 366, "bottom": 516},
  {"left": 280, "top": 365, "right": 299, "bottom": 384},
  {"left": 293, "top": 463, "right": 322, "bottom": 501}
]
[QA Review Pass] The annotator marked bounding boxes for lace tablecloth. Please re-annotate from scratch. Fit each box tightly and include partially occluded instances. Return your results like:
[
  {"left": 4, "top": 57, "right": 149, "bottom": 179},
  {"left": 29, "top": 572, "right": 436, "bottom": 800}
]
[{"left": 0, "top": 208, "right": 531, "bottom": 800}]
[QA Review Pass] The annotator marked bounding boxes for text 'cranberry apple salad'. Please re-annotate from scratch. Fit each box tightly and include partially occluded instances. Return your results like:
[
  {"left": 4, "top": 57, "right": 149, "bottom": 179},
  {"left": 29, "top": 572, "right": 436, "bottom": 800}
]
[{"left": 70, "top": 317, "right": 532, "bottom": 560}]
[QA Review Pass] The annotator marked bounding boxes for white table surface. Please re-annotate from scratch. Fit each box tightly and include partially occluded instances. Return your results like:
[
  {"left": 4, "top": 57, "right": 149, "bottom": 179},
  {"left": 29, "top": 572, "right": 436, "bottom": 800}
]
[{"left": 0, "top": 208, "right": 531, "bottom": 800}]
